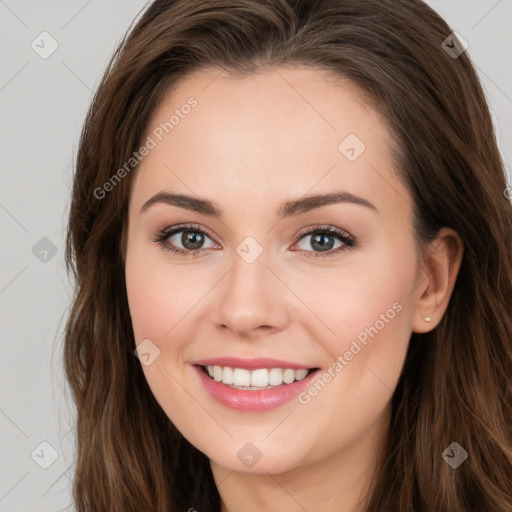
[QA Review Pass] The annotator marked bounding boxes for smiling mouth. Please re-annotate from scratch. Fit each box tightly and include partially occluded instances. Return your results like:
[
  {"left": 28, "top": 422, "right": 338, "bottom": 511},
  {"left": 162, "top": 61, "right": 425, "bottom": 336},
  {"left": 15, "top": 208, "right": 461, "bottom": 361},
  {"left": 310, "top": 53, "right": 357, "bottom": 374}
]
[{"left": 199, "top": 364, "right": 318, "bottom": 390}]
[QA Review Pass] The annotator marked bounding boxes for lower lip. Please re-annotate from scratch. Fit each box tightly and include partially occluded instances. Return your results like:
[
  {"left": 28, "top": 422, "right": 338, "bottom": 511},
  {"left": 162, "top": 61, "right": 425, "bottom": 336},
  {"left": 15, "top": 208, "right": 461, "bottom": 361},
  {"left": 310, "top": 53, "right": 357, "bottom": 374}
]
[{"left": 194, "top": 365, "right": 318, "bottom": 412}]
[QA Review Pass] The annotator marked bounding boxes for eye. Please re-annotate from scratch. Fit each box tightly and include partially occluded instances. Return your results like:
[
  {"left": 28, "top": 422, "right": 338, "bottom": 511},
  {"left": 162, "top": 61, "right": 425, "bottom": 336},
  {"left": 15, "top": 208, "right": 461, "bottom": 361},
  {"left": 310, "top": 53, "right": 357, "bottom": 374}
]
[
  {"left": 153, "top": 223, "right": 357, "bottom": 259},
  {"left": 291, "top": 225, "right": 356, "bottom": 258},
  {"left": 153, "top": 223, "right": 218, "bottom": 257}
]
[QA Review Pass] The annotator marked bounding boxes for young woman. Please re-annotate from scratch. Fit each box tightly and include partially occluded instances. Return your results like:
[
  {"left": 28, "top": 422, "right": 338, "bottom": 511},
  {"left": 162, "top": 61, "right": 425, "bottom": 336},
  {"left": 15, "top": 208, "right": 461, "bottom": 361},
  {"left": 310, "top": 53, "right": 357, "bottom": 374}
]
[{"left": 63, "top": 0, "right": 512, "bottom": 510}]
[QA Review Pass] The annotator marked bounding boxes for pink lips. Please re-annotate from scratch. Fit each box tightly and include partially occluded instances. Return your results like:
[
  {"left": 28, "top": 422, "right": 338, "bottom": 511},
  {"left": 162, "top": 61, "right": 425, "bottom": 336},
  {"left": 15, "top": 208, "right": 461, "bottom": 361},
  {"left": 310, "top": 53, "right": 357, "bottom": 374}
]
[{"left": 192, "top": 357, "right": 318, "bottom": 412}]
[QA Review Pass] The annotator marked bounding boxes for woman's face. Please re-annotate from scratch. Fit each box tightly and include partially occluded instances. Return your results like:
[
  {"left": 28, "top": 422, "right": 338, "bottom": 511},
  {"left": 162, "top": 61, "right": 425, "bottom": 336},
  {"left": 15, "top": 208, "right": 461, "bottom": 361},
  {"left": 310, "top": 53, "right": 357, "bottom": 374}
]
[{"left": 125, "top": 66, "right": 426, "bottom": 476}]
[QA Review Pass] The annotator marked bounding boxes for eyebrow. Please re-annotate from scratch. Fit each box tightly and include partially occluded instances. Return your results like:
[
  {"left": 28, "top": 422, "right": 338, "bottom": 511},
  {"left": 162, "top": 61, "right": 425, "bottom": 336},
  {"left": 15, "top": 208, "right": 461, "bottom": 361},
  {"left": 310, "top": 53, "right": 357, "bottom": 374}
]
[{"left": 140, "top": 190, "right": 378, "bottom": 217}]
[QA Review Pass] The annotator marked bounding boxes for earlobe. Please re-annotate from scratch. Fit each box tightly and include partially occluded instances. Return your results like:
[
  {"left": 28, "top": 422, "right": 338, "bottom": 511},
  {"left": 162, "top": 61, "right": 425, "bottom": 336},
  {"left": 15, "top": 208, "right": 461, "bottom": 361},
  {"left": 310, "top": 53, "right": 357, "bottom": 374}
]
[{"left": 411, "top": 228, "right": 464, "bottom": 333}]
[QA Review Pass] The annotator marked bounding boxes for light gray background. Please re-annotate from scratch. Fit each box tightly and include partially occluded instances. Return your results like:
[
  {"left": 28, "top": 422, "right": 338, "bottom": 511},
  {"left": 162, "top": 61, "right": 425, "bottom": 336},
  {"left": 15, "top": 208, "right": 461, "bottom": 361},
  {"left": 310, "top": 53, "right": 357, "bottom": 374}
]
[{"left": 1, "top": 1, "right": 511, "bottom": 510}]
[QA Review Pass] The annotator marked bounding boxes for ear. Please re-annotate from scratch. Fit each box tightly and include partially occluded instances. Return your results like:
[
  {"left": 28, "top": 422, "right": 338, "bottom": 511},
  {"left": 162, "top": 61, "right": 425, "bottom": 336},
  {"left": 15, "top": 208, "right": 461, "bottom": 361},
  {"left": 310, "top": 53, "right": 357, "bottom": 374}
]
[{"left": 411, "top": 227, "right": 464, "bottom": 333}]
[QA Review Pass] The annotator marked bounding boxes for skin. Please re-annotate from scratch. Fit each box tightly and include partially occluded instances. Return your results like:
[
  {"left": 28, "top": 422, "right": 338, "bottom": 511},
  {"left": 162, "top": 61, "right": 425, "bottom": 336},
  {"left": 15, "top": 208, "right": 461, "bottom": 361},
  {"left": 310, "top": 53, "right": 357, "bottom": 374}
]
[{"left": 124, "top": 66, "right": 463, "bottom": 512}]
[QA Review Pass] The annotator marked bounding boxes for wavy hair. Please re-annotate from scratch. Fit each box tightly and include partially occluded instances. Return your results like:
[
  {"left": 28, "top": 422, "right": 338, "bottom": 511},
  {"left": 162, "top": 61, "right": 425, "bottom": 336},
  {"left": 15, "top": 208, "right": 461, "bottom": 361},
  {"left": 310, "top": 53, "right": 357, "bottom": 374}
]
[{"left": 63, "top": 0, "right": 512, "bottom": 510}]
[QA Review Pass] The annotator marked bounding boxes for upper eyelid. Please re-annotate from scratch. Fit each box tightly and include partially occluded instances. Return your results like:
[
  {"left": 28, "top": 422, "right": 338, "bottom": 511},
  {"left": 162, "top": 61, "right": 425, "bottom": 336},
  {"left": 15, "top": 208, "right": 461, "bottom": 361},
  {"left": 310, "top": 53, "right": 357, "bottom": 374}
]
[
  {"left": 295, "top": 224, "right": 353, "bottom": 239},
  {"left": 162, "top": 223, "right": 216, "bottom": 239}
]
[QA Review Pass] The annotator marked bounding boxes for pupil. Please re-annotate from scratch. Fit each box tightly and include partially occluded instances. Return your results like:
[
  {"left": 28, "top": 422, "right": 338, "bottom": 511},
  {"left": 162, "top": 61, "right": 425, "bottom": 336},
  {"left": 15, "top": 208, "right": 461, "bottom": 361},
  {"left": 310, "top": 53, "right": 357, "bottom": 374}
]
[
  {"left": 311, "top": 233, "right": 333, "bottom": 252},
  {"left": 182, "top": 231, "right": 204, "bottom": 250}
]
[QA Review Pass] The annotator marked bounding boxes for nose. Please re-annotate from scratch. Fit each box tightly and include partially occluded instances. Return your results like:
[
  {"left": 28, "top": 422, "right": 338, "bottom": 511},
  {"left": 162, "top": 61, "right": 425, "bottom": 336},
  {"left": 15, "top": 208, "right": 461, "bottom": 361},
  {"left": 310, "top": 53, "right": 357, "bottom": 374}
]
[{"left": 211, "top": 250, "right": 290, "bottom": 340}]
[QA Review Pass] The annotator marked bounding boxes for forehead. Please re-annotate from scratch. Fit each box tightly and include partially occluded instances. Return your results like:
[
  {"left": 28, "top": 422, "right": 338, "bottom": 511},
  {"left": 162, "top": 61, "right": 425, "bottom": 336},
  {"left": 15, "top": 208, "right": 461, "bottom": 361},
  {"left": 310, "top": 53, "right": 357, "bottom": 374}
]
[{"left": 129, "top": 66, "right": 407, "bottom": 221}]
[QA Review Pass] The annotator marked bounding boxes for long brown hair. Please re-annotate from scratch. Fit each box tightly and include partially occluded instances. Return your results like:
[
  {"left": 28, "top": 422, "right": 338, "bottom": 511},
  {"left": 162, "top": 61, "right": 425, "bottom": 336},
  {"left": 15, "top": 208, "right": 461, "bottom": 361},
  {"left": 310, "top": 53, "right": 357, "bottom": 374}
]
[{"left": 63, "top": 0, "right": 512, "bottom": 510}]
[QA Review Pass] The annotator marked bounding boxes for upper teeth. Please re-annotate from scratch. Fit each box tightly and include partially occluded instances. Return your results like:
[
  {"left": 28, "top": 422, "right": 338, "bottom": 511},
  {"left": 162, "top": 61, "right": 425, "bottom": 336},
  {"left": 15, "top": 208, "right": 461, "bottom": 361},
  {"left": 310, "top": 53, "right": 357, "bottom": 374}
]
[{"left": 206, "top": 366, "right": 310, "bottom": 388}]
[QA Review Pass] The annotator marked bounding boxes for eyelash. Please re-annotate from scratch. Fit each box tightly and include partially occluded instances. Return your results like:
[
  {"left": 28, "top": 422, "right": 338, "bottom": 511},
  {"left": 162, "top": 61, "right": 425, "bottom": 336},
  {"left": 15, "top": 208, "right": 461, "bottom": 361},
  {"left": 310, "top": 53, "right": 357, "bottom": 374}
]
[{"left": 153, "top": 223, "right": 357, "bottom": 259}]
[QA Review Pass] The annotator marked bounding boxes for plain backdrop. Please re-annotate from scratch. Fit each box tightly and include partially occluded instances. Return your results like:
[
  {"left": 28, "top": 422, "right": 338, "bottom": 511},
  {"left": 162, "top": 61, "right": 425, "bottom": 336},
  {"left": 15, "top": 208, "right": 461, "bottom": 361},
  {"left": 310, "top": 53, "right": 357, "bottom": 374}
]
[{"left": 1, "top": 1, "right": 511, "bottom": 510}]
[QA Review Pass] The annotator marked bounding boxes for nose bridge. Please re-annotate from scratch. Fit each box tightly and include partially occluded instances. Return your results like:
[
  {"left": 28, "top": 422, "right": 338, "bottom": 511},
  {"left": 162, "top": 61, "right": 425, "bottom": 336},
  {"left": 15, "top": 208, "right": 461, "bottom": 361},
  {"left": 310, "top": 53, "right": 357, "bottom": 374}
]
[{"left": 212, "top": 242, "right": 289, "bottom": 336}]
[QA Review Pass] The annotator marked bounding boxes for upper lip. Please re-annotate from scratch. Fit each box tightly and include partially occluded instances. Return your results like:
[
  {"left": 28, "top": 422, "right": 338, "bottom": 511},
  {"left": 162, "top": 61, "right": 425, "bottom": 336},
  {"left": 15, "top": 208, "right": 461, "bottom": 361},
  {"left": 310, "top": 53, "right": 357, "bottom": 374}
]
[{"left": 192, "top": 357, "right": 316, "bottom": 370}]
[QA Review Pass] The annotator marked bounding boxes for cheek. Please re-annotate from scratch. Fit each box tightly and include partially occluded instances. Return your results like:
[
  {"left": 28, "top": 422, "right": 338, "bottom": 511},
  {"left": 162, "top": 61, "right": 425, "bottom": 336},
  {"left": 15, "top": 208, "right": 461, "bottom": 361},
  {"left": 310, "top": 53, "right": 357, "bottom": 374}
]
[
  {"left": 125, "top": 260, "right": 166, "bottom": 343},
  {"left": 289, "top": 265, "right": 414, "bottom": 463},
  {"left": 125, "top": 243, "right": 206, "bottom": 432},
  {"left": 125, "top": 241, "right": 204, "bottom": 343},
  {"left": 329, "top": 272, "right": 412, "bottom": 358},
  {"left": 307, "top": 245, "right": 416, "bottom": 412},
  {"left": 294, "top": 243, "right": 415, "bottom": 352}
]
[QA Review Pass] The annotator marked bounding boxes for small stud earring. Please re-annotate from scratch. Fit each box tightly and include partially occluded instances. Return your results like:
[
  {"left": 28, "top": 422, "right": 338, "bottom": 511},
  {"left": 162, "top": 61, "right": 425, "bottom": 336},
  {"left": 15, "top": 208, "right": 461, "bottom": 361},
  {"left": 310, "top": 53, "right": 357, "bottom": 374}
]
[{"left": 423, "top": 316, "right": 432, "bottom": 322}]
